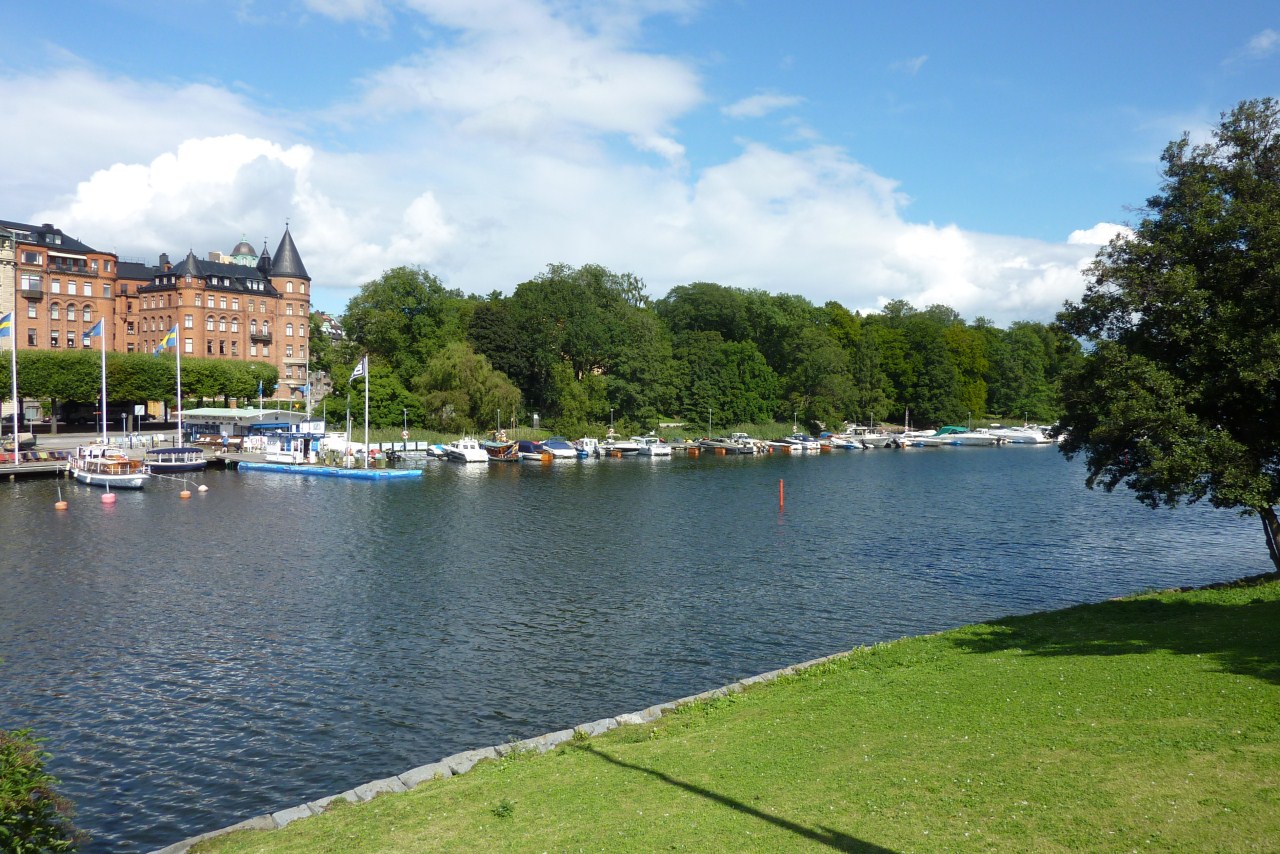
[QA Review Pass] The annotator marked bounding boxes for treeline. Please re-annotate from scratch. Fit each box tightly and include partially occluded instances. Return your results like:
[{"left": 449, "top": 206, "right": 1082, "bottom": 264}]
[
  {"left": 0, "top": 350, "right": 278, "bottom": 414},
  {"left": 313, "top": 264, "right": 1082, "bottom": 434}
]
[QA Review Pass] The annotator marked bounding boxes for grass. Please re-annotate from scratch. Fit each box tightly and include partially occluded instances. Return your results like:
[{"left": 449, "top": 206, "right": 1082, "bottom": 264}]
[{"left": 197, "top": 578, "right": 1280, "bottom": 853}]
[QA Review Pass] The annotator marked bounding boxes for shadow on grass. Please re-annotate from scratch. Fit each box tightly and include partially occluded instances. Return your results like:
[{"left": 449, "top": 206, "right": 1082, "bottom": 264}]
[
  {"left": 949, "top": 578, "right": 1280, "bottom": 685},
  {"left": 575, "top": 744, "right": 895, "bottom": 853}
]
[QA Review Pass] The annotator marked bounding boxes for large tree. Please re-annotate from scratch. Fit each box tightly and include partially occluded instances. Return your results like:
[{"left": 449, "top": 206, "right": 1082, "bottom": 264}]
[{"left": 1056, "top": 98, "right": 1280, "bottom": 572}]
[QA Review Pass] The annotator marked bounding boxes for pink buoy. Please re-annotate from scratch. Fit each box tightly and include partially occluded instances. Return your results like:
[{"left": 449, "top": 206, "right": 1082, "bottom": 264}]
[{"left": 101, "top": 492, "right": 117, "bottom": 505}]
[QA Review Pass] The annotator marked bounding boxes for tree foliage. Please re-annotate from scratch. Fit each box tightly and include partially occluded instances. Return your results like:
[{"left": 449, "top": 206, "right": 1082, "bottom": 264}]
[
  {"left": 0, "top": 729, "right": 80, "bottom": 852},
  {"left": 1056, "top": 98, "right": 1280, "bottom": 570}
]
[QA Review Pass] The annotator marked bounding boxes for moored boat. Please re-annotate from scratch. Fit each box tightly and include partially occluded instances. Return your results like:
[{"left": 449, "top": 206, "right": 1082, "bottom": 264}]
[
  {"left": 482, "top": 440, "right": 520, "bottom": 461},
  {"left": 517, "top": 439, "right": 552, "bottom": 461},
  {"left": 634, "top": 435, "right": 672, "bottom": 457},
  {"left": 444, "top": 436, "right": 489, "bottom": 463},
  {"left": 144, "top": 447, "right": 208, "bottom": 473},
  {"left": 541, "top": 437, "right": 579, "bottom": 459},
  {"left": 783, "top": 433, "right": 822, "bottom": 452},
  {"left": 68, "top": 445, "right": 150, "bottom": 489}
]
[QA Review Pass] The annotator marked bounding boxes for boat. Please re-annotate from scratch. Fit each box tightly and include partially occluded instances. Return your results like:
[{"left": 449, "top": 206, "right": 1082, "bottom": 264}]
[
  {"left": 842, "top": 423, "right": 895, "bottom": 448},
  {"left": 517, "top": 439, "right": 552, "bottom": 461},
  {"left": 68, "top": 445, "right": 150, "bottom": 489},
  {"left": 729, "top": 432, "right": 761, "bottom": 454},
  {"left": 541, "top": 437, "right": 579, "bottom": 459},
  {"left": 634, "top": 435, "right": 672, "bottom": 457},
  {"left": 574, "top": 437, "right": 598, "bottom": 458},
  {"left": 143, "top": 446, "right": 208, "bottom": 473},
  {"left": 933, "top": 426, "right": 1000, "bottom": 446},
  {"left": 598, "top": 436, "right": 642, "bottom": 456},
  {"left": 444, "top": 436, "right": 489, "bottom": 463},
  {"left": 989, "top": 424, "right": 1056, "bottom": 444},
  {"left": 899, "top": 430, "right": 945, "bottom": 447},
  {"left": 824, "top": 433, "right": 864, "bottom": 450},
  {"left": 482, "top": 440, "right": 520, "bottom": 461},
  {"left": 782, "top": 433, "right": 822, "bottom": 452},
  {"left": 696, "top": 440, "right": 747, "bottom": 453}
]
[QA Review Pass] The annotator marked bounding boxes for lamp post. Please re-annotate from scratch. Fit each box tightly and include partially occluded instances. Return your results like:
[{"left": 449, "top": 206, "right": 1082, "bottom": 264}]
[{"left": 402, "top": 407, "right": 408, "bottom": 450}]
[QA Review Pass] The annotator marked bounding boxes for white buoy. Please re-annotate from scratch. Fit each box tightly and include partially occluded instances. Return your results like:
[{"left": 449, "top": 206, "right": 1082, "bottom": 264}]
[{"left": 197, "top": 484, "right": 209, "bottom": 493}]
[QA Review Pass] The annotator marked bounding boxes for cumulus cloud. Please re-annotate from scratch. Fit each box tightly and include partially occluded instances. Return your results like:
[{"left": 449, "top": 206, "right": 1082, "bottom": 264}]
[
  {"left": 1237, "top": 28, "right": 1279, "bottom": 61},
  {"left": 22, "top": 0, "right": 1102, "bottom": 325},
  {"left": 722, "top": 92, "right": 805, "bottom": 119},
  {"left": 1068, "top": 222, "right": 1132, "bottom": 245}
]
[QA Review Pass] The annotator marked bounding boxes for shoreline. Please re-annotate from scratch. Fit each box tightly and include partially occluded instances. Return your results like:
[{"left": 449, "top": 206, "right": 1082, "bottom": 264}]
[{"left": 150, "top": 570, "right": 1279, "bottom": 854}]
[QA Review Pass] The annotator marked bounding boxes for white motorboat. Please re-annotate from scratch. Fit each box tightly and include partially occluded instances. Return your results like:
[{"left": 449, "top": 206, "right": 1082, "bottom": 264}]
[
  {"left": 541, "top": 437, "right": 579, "bottom": 459},
  {"left": 444, "top": 436, "right": 489, "bottom": 463},
  {"left": 842, "top": 424, "right": 894, "bottom": 448},
  {"left": 783, "top": 433, "right": 822, "bottom": 452},
  {"left": 991, "top": 425, "right": 1056, "bottom": 444},
  {"left": 68, "top": 445, "right": 150, "bottom": 489},
  {"left": 934, "top": 426, "right": 1000, "bottom": 446},
  {"left": 634, "top": 435, "right": 672, "bottom": 457}
]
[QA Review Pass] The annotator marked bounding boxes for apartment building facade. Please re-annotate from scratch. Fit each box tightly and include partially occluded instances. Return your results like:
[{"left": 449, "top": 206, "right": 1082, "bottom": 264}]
[{"left": 0, "top": 219, "right": 313, "bottom": 400}]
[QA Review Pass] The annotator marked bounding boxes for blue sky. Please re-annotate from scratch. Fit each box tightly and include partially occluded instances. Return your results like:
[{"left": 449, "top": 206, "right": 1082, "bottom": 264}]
[{"left": 3, "top": 1, "right": 1276, "bottom": 323}]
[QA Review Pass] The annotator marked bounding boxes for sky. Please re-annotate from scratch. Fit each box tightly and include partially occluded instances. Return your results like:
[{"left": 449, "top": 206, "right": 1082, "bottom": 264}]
[{"left": 3, "top": 1, "right": 1277, "bottom": 325}]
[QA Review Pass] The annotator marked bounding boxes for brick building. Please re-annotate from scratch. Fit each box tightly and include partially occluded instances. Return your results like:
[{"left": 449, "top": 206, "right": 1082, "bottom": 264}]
[{"left": 0, "top": 219, "right": 312, "bottom": 401}]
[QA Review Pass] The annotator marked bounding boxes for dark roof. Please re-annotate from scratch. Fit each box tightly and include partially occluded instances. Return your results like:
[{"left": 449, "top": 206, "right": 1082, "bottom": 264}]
[
  {"left": 256, "top": 241, "right": 272, "bottom": 277},
  {"left": 139, "top": 252, "right": 279, "bottom": 297},
  {"left": 0, "top": 218, "right": 101, "bottom": 255},
  {"left": 270, "top": 227, "right": 309, "bottom": 280},
  {"left": 231, "top": 239, "right": 257, "bottom": 257},
  {"left": 117, "top": 261, "right": 158, "bottom": 281}
]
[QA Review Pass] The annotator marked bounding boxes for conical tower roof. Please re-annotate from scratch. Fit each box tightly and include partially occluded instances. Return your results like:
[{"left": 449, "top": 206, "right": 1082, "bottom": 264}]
[
  {"left": 270, "top": 227, "right": 309, "bottom": 280},
  {"left": 178, "top": 250, "right": 200, "bottom": 277},
  {"left": 256, "top": 240, "right": 273, "bottom": 277}
]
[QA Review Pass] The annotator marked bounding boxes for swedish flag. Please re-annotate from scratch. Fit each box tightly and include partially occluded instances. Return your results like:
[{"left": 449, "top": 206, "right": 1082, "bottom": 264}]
[
  {"left": 154, "top": 324, "right": 178, "bottom": 356},
  {"left": 0, "top": 312, "right": 12, "bottom": 338}
]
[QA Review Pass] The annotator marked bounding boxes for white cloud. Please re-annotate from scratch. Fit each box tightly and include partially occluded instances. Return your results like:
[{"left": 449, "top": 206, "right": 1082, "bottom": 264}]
[
  {"left": 722, "top": 92, "right": 805, "bottom": 119},
  {"left": 1239, "top": 28, "right": 1280, "bottom": 60},
  {"left": 20, "top": 0, "right": 1102, "bottom": 325},
  {"left": 1068, "top": 222, "right": 1132, "bottom": 245},
  {"left": 890, "top": 55, "right": 928, "bottom": 76}
]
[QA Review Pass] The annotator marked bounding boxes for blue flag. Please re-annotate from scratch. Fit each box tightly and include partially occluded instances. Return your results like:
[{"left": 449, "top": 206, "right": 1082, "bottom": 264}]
[
  {"left": 87, "top": 318, "right": 104, "bottom": 337},
  {"left": 0, "top": 312, "right": 11, "bottom": 338}
]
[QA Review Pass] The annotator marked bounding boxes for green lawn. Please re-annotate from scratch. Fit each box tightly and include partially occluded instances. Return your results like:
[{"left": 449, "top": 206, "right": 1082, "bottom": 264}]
[{"left": 198, "top": 578, "right": 1280, "bottom": 853}]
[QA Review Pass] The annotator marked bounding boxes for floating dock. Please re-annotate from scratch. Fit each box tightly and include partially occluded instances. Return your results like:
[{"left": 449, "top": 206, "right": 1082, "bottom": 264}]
[{"left": 234, "top": 461, "right": 423, "bottom": 480}]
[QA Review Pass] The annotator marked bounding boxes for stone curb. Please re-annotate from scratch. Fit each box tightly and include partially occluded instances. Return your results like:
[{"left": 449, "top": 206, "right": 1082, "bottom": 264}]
[{"left": 148, "top": 649, "right": 848, "bottom": 853}]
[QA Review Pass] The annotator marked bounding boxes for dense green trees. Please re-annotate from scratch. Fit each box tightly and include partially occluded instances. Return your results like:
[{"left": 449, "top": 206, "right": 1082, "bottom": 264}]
[
  {"left": 324, "top": 262, "right": 1076, "bottom": 435},
  {"left": 1057, "top": 98, "right": 1280, "bottom": 571}
]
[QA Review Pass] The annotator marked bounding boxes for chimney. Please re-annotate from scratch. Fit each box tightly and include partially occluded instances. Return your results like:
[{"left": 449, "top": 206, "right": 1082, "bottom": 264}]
[{"left": 159, "top": 253, "right": 170, "bottom": 270}]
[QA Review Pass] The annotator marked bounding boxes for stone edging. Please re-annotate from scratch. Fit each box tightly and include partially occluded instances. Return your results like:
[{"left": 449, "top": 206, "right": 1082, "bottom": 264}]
[{"left": 149, "top": 651, "right": 850, "bottom": 854}]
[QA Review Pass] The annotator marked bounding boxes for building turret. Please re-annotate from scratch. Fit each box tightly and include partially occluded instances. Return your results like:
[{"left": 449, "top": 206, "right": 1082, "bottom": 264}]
[{"left": 270, "top": 226, "right": 309, "bottom": 280}]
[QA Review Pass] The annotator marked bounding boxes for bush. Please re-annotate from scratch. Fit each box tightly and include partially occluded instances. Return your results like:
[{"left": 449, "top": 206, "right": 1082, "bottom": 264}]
[{"left": 0, "top": 729, "right": 80, "bottom": 852}]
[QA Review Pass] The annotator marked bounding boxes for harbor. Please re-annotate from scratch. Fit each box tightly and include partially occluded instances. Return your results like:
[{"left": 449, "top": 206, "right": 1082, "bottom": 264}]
[{"left": 0, "top": 448, "right": 1268, "bottom": 853}]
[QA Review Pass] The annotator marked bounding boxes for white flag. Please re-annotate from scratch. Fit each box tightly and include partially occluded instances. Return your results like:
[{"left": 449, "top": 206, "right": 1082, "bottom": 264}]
[{"left": 349, "top": 355, "right": 367, "bottom": 383}]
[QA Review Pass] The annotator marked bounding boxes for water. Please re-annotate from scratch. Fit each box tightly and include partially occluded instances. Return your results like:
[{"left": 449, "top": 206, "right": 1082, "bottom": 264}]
[{"left": 0, "top": 447, "right": 1268, "bottom": 851}]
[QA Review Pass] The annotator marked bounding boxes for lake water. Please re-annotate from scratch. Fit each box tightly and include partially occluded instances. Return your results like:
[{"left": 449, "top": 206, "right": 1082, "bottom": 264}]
[{"left": 0, "top": 446, "right": 1268, "bottom": 851}]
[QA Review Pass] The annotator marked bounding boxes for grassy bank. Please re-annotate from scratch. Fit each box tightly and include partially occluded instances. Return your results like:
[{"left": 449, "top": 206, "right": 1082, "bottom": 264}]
[{"left": 199, "top": 578, "right": 1280, "bottom": 853}]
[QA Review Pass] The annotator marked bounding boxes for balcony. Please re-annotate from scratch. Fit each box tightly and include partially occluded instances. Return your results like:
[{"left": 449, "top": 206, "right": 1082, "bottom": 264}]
[
  {"left": 250, "top": 331, "right": 272, "bottom": 344},
  {"left": 19, "top": 286, "right": 44, "bottom": 300},
  {"left": 47, "top": 263, "right": 90, "bottom": 276}
]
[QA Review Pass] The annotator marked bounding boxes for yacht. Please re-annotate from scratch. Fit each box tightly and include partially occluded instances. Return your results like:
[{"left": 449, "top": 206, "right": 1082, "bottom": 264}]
[{"left": 444, "top": 436, "right": 489, "bottom": 463}]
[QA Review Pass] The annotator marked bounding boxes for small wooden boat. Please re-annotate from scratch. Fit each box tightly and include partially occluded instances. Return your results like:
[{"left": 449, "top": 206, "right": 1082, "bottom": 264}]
[
  {"left": 144, "top": 446, "right": 208, "bottom": 473},
  {"left": 68, "top": 445, "right": 149, "bottom": 489},
  {"left": 483, "top": 440, "right": 520, "bottom": 461}
]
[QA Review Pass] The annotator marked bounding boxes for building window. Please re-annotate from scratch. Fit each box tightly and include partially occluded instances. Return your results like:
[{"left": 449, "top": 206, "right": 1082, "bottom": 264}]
[
  {"left": 231, "top": 297, "right": 239, "bottom": 310},
  {"left": 103, "top": 284, "right": 111, "bottom": 298},
  {"left": 230, "top": 318, "right": 239, "bottom": 333},
  {"left": 50, "top": 331, "right": 59, "bottom": 348},
  {"left": 26, "top": 303, "right": 37, "bottom": 319},
  {"left": 259, "top": 300, "right": 266, "bottom": 313},
  {"left": 206, "top": 340, "right": 213, "bottom": 355},
  {"left": 66, "top": 334, "right": 76, "bottom": 349},
  {"left": 230, "top": 340, "right": 238, "bottom": 356},
  {"left": 299, "top": 344, "right": 305, "bottom": 358},
  {"left": 184, "top": 338, "right": 193, "bottom": 354},
  {"left": 285, "top": 323, "right": 293, "bottom": 337},
  {"left": 21, "top": 250, "right": 41, "bottom": 264},
  {"left": 184, "top": 314, "right": 193, "bottom": 329},
  {"left": 285, "top": 366, "right": 293, "bottom": 379},
  {"left": 262, "top": 346, "right": 269, "bottom": 357},
  {"left": 83, "top": 306, "right": 92, "bottom": 322},
  {"left": 219, "top": 296, "right": 227, "bottom": 309},
  {"left": 300, "top": 283, "right": 306, "bottom": 295},
  {"left": 194, "top": 294, "right": 202, "bottom": 307},
  {"left": 250, "top": 319, "right": 257, "bottom": 334},
  {"left": 286, "top": 303, "right": 294, "bottom": 316},
  {"left": 126, "top": 321, "right": 135, "bottom": 334},
  {"left": 219, "top": 340, "right": 225, "bottom": 355},
  {"left": 286, "top": 345, "right": 293, "bottom": 358},
  {"left": 286, "top": 281, "right": 294, "bottom": 293},
  {"left": 105, "top": 260, "right": 112, "bottom": 272},
  {"left": 67, "top": 303, "right": 76, "bottom": 320},
  {"left": 50, "top": 303, "right": 60, "bottom": 320},
  {"left": 250, "top": 343, "right": 257, "bottom": 356},
  {"left": 206, "top": 315, "right": 214, "bottom": 332},
  {"left": 50, "top": 278, "right": 61, "bottom": 294},
  {"left": 219, "top": 317, "right": 227, "bottom": 332},
  {"left": 26, "top": 329, "right": 36, "bottom": 347}
]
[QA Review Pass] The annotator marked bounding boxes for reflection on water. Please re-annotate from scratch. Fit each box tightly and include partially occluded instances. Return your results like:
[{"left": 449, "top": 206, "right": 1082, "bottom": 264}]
[{"left": 0, "top": 448, "right": 1268, "bottom": 851}]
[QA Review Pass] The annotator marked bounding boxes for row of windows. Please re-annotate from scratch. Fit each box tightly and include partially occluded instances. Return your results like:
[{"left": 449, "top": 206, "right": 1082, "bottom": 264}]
[
  {"left": 139, "top": 292, "right": 306, "bottom": 317},
  {"left": 25, "top": 303, "right": 95, "bottom": 321}
]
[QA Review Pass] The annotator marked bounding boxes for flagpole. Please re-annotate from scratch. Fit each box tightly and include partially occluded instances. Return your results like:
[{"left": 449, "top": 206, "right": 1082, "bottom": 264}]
[
  {"left": 100, "top": 320, "right": 108, "bottom": 444},
  {"left": 8, "top": 325, "right": 18, "bottom": 467},
  {"left": 175, "top": 331, "right": 184, "bottom": 443},
  {"left": 363, "top": 357, "right": 369, "bottom": 469}
]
